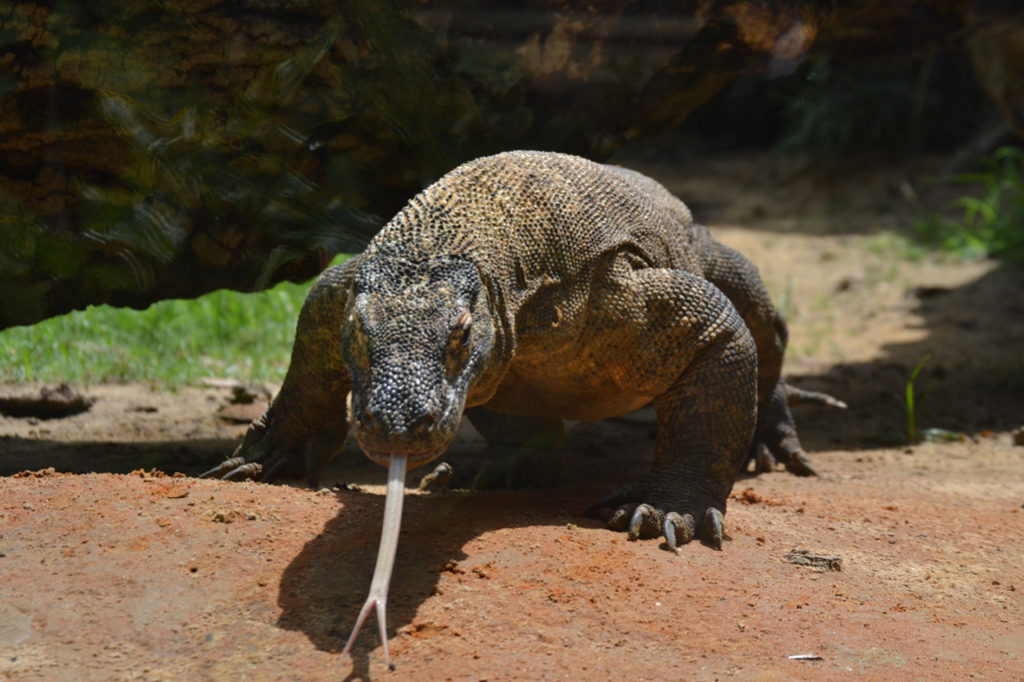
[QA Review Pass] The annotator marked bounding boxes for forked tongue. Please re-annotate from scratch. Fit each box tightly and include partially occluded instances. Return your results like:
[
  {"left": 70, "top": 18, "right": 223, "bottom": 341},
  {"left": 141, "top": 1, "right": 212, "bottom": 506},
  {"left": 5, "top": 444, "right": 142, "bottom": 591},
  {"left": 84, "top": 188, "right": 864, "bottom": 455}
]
[{"left": 340, "top": 453, "right": 407, "bottom": 669}]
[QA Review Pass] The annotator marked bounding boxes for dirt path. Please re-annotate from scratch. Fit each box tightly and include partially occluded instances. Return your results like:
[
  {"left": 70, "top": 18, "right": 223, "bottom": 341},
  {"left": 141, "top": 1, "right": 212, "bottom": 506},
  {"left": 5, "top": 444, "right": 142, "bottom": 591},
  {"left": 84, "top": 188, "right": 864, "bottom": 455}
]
[{"left": 2, "top": 154, "right": 1024, "bottom": 680}]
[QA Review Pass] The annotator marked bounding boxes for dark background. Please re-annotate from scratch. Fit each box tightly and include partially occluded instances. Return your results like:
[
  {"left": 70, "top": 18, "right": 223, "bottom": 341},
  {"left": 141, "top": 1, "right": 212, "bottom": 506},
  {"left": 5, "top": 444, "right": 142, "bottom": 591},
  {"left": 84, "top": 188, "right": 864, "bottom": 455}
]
[{"left": 1, "top": 0, "right": 1021, "bottom": 329}]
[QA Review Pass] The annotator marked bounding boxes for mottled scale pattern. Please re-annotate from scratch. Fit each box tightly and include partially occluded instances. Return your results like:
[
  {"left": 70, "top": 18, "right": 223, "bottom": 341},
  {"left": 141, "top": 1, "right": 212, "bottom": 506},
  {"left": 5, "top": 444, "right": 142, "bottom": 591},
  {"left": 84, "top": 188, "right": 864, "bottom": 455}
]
[{"left": 221, "top": 150, "right": 822, "bottom": 547}]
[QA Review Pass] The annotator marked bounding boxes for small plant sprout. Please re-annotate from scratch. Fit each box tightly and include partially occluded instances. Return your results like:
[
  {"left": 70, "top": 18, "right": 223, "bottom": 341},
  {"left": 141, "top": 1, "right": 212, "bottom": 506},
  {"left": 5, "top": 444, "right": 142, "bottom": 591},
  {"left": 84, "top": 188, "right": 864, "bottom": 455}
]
[
  {"left": 904, "top": 354, "right": 930, "bottom": 443},
  {"left": 899, "top": 354, "right": 965, "bottom": 444}
]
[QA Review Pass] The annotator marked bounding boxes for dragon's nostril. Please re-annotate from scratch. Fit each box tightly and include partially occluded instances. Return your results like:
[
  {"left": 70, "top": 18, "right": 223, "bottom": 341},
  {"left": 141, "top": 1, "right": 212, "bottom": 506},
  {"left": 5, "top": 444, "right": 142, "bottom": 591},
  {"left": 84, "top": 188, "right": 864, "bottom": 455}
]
[{"left": 408, "top": 409, "right": 439, "bottom": 434}]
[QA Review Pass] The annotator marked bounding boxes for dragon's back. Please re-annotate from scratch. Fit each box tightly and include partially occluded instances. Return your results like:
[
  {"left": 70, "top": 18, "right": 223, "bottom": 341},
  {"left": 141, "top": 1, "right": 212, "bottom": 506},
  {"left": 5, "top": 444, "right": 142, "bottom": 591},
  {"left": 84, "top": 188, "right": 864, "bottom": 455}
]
[{"left": 364, "top": 151, "right": 703, "bottom": 294}]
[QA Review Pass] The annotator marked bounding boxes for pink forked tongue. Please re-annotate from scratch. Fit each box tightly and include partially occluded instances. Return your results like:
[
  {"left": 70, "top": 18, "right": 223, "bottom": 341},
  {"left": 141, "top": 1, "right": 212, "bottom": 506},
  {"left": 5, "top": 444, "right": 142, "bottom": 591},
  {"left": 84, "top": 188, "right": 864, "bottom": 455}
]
[{"left": 340, "top": 453, "right": 407, "bottom": 669}]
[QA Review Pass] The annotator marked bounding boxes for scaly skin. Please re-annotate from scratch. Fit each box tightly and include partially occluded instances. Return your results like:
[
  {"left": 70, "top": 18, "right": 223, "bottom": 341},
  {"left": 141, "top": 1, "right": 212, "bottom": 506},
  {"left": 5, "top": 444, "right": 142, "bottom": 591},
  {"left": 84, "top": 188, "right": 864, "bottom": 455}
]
[{"left": 206, "top": 150, "right": 841, "bottom": 548}]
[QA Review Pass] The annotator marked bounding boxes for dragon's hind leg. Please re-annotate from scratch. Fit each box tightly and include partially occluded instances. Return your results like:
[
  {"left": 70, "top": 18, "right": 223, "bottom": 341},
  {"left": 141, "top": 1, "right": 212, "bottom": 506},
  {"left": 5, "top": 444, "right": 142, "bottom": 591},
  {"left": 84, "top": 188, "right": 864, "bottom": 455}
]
[{"left": 696, "top": 233, "right": 844, "bottom": 476}]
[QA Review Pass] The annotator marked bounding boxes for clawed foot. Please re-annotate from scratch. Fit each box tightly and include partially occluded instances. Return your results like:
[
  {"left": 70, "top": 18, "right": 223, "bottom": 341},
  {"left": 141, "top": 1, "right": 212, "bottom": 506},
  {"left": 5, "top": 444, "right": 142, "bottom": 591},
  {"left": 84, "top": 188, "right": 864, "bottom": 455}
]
[
  {"left": 199, "top": 408, "right": 343, "bottom": 489},
  {"left": 586, "top": 487, "right": 727, "bottom": 551},
  {"left": 199, "top": 457, "right": 265, "bottom": 481},
  {"left": 750, "top": 440, "right": 816, "bottom": 477},
  {"left": 416, "top": 462, "right": 453, "bottom": 491},
  {"left": 750, "top": 381, "right": 846, "bottom": 477},
  {"left": 199, "top": 416, "right": 295, "bottom": 483}
]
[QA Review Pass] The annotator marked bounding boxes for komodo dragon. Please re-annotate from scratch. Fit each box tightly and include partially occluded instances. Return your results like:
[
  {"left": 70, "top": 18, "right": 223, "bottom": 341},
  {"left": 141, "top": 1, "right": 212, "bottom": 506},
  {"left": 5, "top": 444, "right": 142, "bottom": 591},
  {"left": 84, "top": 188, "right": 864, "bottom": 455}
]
[
  {"left": 202, "top": 150, "right": 845, "bottom": 665},
  {"left": 204, "top": 149, "right": 841, "bottom": 548}
]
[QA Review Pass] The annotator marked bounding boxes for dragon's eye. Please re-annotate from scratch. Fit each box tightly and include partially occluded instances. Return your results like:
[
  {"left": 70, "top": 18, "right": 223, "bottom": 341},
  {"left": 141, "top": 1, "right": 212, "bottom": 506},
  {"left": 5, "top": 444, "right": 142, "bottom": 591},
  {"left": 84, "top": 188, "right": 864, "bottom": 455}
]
[
  {"left": 454, "top": 309, "right": 472, "bottom": 346},
  {"left": 445, "top": 309, "right": 472, "bottom": 376}
]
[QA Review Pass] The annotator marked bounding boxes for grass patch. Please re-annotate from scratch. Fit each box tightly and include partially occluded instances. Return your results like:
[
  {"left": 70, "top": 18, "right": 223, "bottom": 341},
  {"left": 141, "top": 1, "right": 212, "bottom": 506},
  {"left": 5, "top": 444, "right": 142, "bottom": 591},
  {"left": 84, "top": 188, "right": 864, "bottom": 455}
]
[
  {"left": 0, "top": 255, "right": 349, "bottom": 387},
  {"left": 864, "top": 231, "right": 926, "bottom": 262},
  {"left": 915, "top": 146, "right": 1024, "bottom": 263}
]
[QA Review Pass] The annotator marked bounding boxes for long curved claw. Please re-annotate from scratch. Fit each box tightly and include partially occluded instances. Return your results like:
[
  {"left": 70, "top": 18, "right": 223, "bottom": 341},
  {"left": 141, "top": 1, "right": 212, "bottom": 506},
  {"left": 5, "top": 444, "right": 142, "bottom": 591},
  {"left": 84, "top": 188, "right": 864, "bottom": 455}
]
[
  {"left": 752, "top": 382, "right": 826, "bottom": 477},
  {"left": 199, "top": 457, "right": 247, "bottom": 479},
  {"left": 627, "top": 503, "right": 663, "bottom": 540},
  {"left": 784, "top": 449, "right": 817, "bottom": 477},
  {"left": 198, "top": 416, "right": 275, "bottom": 482},
  {"left": 236, "top": 436, "right": 299, "bottom": 483},
  {"left": 607, "top": 504, "right": 631, "bottom": 532},
  {"left": 701, "top": 508, "right": 725, "bottom": 550},
  {"left": 785, "top": 384, "right": 847, "bottom": 410},
  {"left": 417, "top": 462, "right": 453, "bottom": 491},
  {"left": 751, "top": 442, "right": 776, "bottom": 474},
  {"left": 201, "top": 430, "right": 325, "bottom": 487},
  {"left": 222, "top": 462, "right": 263, "bottom": 481},
  {"left": 749, "top": 437, "right": 817, "bottom": 477},
  {"left": 663, "top": 511, "right": 696, "bottom": 549},
  {"left": 202, "top": 413, "right": 298, "bottom": 484},
  {"left": 594, "top": 486, "right": 727, "bottom": 552}
]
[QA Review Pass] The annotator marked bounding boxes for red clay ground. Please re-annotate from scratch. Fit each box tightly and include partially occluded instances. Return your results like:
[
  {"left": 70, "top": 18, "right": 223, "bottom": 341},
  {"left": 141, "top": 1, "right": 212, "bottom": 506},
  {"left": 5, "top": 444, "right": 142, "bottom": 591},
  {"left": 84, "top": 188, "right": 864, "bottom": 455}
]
[
  {"left": 2, "top": 437, "right": 1022, "bottom": 680},
  {"left": 2, "top": 151, "right": 1023, "bottom": 680}
]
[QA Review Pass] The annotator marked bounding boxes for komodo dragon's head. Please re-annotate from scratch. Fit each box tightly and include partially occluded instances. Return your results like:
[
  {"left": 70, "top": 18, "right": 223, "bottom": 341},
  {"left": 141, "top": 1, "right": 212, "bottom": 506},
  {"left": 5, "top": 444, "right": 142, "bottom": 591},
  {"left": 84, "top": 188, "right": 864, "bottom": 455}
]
[{"left": 341, "top": 255, "right": 495, "bottom": 469}]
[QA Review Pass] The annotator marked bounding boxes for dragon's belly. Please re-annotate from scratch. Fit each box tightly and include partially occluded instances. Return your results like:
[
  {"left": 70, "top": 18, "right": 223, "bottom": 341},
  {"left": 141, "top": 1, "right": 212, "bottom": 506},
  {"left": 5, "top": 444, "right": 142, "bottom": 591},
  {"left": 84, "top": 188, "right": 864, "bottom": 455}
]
[{"left": 480, "top": 352, "right": 654, "bottom": 421}]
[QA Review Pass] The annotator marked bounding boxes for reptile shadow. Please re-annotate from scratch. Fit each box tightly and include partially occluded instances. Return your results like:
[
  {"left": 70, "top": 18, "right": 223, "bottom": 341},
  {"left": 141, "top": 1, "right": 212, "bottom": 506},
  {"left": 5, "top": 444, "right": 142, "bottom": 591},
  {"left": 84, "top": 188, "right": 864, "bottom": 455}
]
[
  {"left": 789, "top": 262, "right": 1024, "bottom": 449},
  {"left": 271, "top": 383, "right": 828, "bottom": 670},
  {"left": 273, "top": 415, "right": 653, "bottom": 663},
  {"left": 274, "top": 482, "right": 599, "bottom": 667},
  {"left": 0, "top": 437, "right": 238, "bottom": 477},
  {"left": 275, "top": 412, "right": 658, "bottom": 662},
  {"left": 275, "top": 403, "right": 763, "bottom": 667}
]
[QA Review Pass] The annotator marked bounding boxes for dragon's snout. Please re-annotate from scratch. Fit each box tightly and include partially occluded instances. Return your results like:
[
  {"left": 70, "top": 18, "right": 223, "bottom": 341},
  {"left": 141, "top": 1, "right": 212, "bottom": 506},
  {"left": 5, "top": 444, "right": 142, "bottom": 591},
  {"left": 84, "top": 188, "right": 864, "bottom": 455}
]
[
  {"left": 355, "top": 402, "right": 442, "bottom": 441},
  {"left": 352, "top": 398, "right": 458, "bottom": 469}
]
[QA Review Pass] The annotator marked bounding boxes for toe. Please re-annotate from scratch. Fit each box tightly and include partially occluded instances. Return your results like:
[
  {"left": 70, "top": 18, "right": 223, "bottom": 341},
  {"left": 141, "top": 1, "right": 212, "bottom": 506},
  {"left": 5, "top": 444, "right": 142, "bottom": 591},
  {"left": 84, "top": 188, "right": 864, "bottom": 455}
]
[
  {"left": 784, "top": 449, "right": 817, "bottom": 477},
  {"left": 199, "top": 457, "right": 246, "bottom": 479},
  {"left": 627, "top": 503, "right": 663, "bottom": 540},
  {"left": 700, "top": 507, "right": 725, "bottom": 550},
  {"left": 607, "top": 503, "right": 635, "bottom": 531},
  {"left": 417, "top": 462, "right": 454, "bottom": 491},
  {"left": 663, "top": 511, "right": 696, "bottom": 549},
  {"left": 752, "top": 442, "right": 776, "bottom": 473},
  {"left": 222, "top": 462, "right": 263, "bottom": 481}
]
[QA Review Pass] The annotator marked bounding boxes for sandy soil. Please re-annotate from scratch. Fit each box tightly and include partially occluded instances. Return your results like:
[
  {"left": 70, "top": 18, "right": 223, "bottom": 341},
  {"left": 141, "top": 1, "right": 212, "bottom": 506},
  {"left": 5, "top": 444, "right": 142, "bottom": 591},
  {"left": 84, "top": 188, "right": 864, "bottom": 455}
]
[{"left": 2, "top": 151, "right": 1023, "bottom": 681}]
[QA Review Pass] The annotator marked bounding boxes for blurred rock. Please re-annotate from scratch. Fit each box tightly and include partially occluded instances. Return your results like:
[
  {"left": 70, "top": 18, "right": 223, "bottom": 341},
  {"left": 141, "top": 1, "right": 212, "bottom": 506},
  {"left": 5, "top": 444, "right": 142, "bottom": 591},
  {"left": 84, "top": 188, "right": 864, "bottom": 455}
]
[
  {"left": 0, "top": 1, "right": 1017, "bottom": 329},
  {"left": 0, "top": 383, "right": 95, "bottom": 419}
]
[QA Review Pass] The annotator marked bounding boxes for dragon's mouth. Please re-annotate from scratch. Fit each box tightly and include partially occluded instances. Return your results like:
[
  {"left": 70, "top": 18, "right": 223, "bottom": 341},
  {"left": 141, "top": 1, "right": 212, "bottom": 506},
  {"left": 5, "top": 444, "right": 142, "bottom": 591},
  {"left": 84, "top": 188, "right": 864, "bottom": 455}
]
[{"left": 363, "top": 444, "right": 449, "bottom": 470}]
